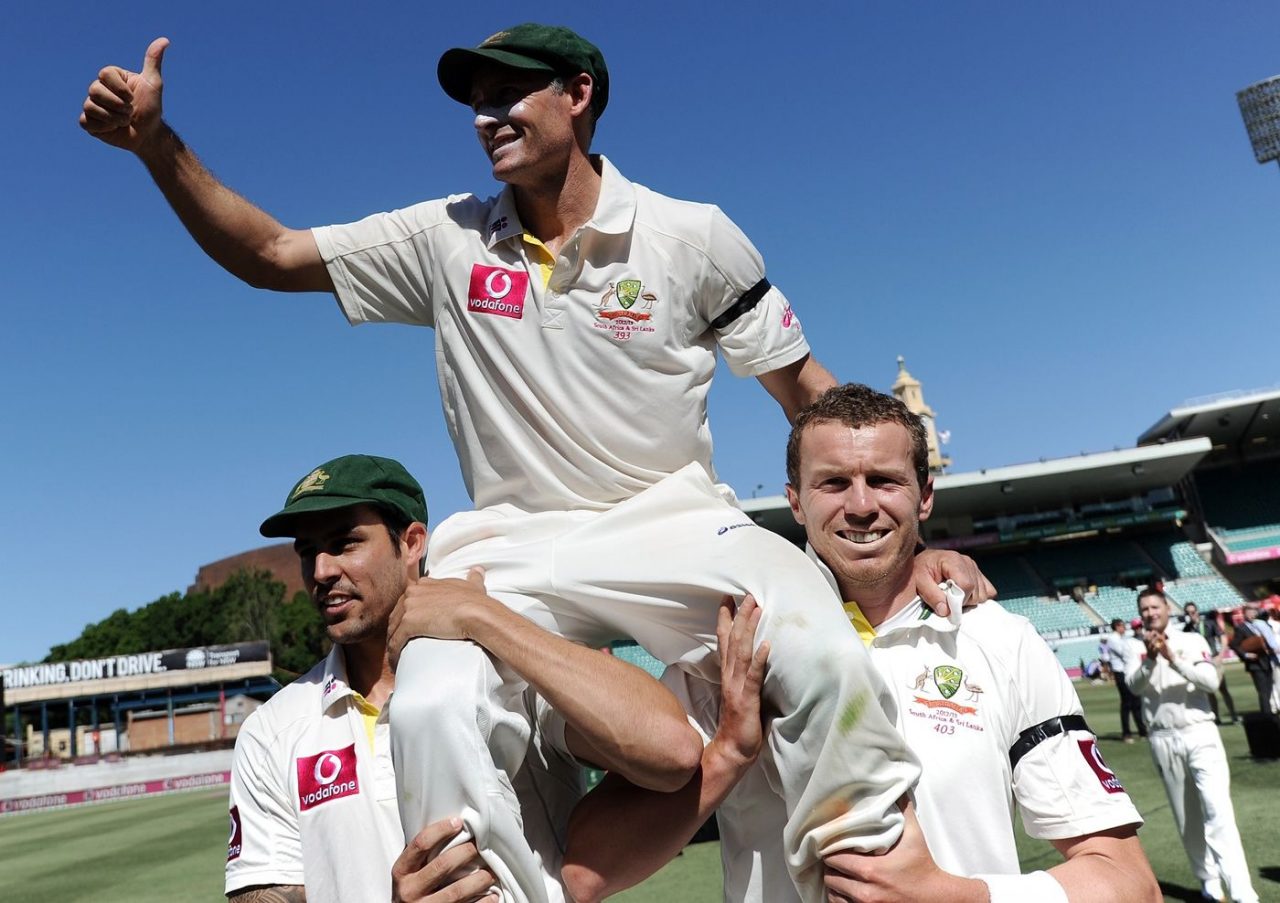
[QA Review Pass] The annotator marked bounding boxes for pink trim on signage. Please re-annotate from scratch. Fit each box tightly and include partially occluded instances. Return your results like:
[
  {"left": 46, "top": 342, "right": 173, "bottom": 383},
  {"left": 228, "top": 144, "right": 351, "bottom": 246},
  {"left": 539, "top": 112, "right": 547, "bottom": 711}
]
[
  {"left": 1225, "top": 546, "right": 1280, "bottom": 565},
  {"left": 0, "top": 771, "right": 230, "bottom": 815}
]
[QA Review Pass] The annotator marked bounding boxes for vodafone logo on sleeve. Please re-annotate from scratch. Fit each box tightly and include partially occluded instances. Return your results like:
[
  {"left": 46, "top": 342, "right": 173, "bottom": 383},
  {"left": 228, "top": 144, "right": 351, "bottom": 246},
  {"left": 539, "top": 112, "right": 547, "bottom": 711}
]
[
  {"left": 468, "top": 264, "right": 528, "bottom": 319},
  {"left": 296, "top": 744, "right": 360, "bottom": 811},
  {"left": 227, "top": 805, "right": 243, "bottom": 861},
  {"left": 1078, "top": 738, "right": 1125, "bottom": 794}
]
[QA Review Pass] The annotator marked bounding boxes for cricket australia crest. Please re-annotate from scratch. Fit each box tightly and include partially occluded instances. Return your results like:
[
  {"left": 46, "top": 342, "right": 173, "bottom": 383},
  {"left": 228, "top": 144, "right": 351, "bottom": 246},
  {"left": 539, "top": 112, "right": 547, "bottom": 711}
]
[
  {"left": 595, "top": 279, "right": 659, "bottom": 342},
  {"left": 932, "top": 665, "right": 962, "bottom": 700},
  {"left": 904, "top": 661, "right": 984, "bottom": 734}
]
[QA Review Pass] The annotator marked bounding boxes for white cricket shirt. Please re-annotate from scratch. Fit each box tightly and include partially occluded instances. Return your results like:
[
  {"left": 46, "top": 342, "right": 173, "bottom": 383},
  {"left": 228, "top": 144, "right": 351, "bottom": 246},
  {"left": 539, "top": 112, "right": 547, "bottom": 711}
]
[
  {"left": 226, "top": 647, "right": 580, "bottom": 902},
  {"left": 811, "top": 553, "right": 1142, "bottom": 877},
  {"left": 313, "top": 156, "right": 809, "bottom": 513},
  {"left": 225, "top": 647, "right": 402, "bottom": 899},
  {"left": 1125, "top": 629, "right": 1219, "bottom": 731},
  {"left": 1102, "top": 631, "right": 1142, "bottom": 674}
]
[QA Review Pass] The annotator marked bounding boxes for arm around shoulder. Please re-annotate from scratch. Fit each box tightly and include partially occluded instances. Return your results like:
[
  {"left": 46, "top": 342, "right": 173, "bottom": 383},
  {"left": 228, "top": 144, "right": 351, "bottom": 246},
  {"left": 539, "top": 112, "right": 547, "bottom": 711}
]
[{"left": 390, "top": 570, "right": 702, "bottom": 791}]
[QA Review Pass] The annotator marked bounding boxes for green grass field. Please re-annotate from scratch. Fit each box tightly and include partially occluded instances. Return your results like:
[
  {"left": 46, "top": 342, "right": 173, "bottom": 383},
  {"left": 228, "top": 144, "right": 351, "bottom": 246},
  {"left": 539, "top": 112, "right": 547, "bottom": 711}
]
[{"left": 2, "top": 665, "right": 1277, "bottom": 901}]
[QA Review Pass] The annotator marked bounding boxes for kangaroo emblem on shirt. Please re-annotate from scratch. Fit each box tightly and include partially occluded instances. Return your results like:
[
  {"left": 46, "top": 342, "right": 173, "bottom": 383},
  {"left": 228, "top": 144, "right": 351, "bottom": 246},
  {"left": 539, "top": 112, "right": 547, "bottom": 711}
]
[
  {"left": 909, "top": 667, "right": 930, "bottom": 690},
  {"left": 595, "top": 280, "right": 660, "bottom": 342}
]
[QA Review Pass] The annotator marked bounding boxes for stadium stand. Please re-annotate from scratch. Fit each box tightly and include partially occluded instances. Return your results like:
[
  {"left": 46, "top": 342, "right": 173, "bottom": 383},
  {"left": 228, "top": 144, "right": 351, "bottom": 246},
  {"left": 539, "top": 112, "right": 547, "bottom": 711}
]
[
  {"left": 1083, "top": 585, "right": 1142, "bottom": 625},
  {"left": 1024, "top": 539, "right": 1154, "bottom": 588},
  {"left": 1217, "top": 526, "right": 1280, "bottom": 552},
  {"left": 1195, "top": 466, "right": 1280, "bottom": 560},
  {"left": 1049, "top": 636, "right": 1106, "bottom": 673},
  {"left": 611, "top": 640, "right": 665, "bottom": 680},
  {"left": 1195, "top": 466, "right": 1280, "bottom": 532},
  {"left": 966, "top": 553, "right": 1048, "bottom": 597},
  {"left": 1141, "top": 538, "right": 1216, "bottom": 578},
  {"left": 994, "top": 594, "right": 1096, "bottom": 632},
  {"left": 1163, "top": 577, "right": 1246, "bottom": 611}
]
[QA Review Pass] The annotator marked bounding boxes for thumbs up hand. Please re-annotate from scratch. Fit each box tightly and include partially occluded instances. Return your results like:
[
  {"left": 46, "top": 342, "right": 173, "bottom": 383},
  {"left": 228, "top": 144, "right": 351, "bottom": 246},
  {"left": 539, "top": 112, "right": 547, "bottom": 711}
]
[{"left": 80, "top": 37, "right": 170, "bottom": 152}]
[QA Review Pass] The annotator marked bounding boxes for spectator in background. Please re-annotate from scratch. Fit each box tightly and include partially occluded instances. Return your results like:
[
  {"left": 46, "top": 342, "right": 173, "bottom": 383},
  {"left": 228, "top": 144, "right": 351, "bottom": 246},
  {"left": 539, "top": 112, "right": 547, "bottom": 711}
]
[
  {"left": 1229, "top": 601, "right": 1280, "bottom": 716},
  {"left": 1128, "top": 588, "right": 1259, "bottom": 903},
  {"left": 1103, "top": 618, "right": 1147, "bottom": 743},
  {"left": 1183, "top": 602, "right": 1238, "bottom": 725}
]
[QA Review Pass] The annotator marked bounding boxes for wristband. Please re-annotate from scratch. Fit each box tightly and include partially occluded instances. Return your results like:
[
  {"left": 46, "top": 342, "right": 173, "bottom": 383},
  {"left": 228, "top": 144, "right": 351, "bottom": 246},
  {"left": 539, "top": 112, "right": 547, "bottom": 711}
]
[{"left": 976, "top": 871, "right": 1067, "bottom": 903}]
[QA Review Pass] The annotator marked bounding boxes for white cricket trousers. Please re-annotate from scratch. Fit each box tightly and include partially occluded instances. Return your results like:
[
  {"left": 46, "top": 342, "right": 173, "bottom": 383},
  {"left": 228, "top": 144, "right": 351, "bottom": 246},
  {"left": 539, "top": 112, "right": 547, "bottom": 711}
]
[
  {"left": 390, "top": 463, "right": 919, "bottom": 903},
  {"left": 1149, "top": 722, "right": 1258, "bottom": 903}
]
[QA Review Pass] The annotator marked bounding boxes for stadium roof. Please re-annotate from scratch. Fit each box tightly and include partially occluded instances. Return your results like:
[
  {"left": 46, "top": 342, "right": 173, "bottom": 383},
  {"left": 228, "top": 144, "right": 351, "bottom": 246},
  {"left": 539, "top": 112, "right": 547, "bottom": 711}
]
[
  {"left": 927, "top": 437, "right": 1211, "bottom": 518},
  {"left": 1138, "top": 386, "right": 1280, "bottom": 451},
  {"left": 741, "top": 436, "right": 1211, "bottom": 531}
]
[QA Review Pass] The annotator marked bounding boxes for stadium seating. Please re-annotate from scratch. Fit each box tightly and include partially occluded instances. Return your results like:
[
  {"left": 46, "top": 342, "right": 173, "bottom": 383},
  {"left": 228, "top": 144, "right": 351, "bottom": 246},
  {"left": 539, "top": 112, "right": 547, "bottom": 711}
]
[
  {"left": 1196, "top": 465, "right": 1280, "bottom": 531},
  {"left": 1024, "top": 540, "right": 1153, "bottom": 585},
  {"left": 969, "top": 554, "right": 1048, "bottom": 597},
  {"left": 1140, "top": 537, "right": 1215, "bottom": 578},
  {"left": 1086, "top": 585, "right": 1142, "bottom": 624},
  {"left": 1217, "top": 524, "right": 1280, "bottom": 553},
  {"left": 1167, "top": 540, "right": 1216, "bottom": 577},
  {"left": 1195, "top": 465, "right": 1280, "bottom": 556},
  {"left": 1049, "top": 636, "right": 1104, "bottom": 673},
  {"left": 995, "top": 594, "right": 1095, "bottom": 633},
  {"left": 1163, "top": 576, "right": 1245, "bottom": 611},
  {"left": 611, "top": 640, "right": 666, "bottom": 679}
]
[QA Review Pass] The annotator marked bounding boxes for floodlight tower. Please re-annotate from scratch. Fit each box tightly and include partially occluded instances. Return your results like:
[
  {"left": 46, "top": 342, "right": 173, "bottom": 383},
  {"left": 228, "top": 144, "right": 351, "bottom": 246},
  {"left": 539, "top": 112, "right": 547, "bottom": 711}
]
[{"left": 1237, "top": 75, "right": 1280, "bottom": 167}]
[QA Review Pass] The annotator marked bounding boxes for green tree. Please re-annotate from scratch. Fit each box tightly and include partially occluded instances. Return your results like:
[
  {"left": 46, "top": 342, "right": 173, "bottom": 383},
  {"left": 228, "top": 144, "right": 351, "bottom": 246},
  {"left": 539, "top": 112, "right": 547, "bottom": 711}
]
[
  {"left": 41, "top": 569, "right": 327, "bottom": 687},
  {"left": 47, "top": 607, "right": 145, "bottom": 661},
  {"left": 271, "top": 590, "right": 330, "bottom": 680},
  {"left": 214, "top": 569, "right": 286, "bottom": 644}
]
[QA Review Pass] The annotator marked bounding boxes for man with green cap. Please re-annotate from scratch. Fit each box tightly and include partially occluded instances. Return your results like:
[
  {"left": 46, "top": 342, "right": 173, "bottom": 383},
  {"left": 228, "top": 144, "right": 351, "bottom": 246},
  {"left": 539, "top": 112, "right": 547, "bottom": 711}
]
[
  {"left": 226, "top": 454, "right": 701, "bottom": 902},
  {"left": 82, "top": 25, "right": 991, "bottom": 902}
]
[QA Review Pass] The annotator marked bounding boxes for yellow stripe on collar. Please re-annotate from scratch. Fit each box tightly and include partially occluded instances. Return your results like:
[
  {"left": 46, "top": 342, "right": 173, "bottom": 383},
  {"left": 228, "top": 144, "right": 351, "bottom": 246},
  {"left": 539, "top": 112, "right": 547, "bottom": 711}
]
[
  {"left": 352, "top": 692, "right": 380, "bottom": 751},
  {"left": 843, "top": 601, "right": 877, "bottom": 648},
  {"left": 522, "top": 233, "right": 555, "bottom": 288}
]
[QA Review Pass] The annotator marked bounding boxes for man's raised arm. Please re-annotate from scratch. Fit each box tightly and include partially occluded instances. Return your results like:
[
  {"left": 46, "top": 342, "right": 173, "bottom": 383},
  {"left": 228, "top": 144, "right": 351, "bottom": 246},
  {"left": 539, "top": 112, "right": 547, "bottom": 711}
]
[{"left": 80, "top": 38, "right": 331, "bottom": 293}]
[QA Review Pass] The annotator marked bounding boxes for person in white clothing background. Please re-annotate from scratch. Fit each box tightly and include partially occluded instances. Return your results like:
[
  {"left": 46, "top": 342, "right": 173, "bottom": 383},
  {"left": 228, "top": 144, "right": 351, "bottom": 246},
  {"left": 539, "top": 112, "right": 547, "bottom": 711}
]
[
  {"left": 1127, "top": 587, "right": 1260, "bottom": 903},
  {"left": 1102, "top": 618, "right": 1147, "bottom": 742}
]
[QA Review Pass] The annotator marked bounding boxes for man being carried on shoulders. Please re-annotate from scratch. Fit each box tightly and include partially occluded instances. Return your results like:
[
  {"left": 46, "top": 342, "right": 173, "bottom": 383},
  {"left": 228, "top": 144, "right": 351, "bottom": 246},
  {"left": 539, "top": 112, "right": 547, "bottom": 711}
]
[{"left": 83, "top": 28, "right": 991, "bottom": 900}]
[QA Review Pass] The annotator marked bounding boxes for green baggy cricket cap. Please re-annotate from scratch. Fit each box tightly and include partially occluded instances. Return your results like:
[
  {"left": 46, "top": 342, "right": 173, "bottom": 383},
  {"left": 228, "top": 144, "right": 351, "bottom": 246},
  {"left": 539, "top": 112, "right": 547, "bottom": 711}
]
[
  {"left": 259, "top": 454, "right": 427, "bottom": 538},
  {"left": 437, "top": 23, "right": 609, "bottom": 118}
]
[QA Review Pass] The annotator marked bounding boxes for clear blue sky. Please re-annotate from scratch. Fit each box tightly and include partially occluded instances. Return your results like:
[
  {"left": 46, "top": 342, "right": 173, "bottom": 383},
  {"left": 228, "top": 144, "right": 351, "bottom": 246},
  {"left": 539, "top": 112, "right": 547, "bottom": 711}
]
[{"left": 4, "top": 2, "right": 1278, "bottom": 666}]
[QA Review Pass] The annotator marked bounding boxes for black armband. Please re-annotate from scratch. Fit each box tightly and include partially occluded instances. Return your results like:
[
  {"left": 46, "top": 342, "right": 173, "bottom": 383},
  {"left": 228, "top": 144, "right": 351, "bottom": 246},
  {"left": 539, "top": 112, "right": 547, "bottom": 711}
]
[
  {"left": 710, "top": 278, "right": 771, "bottom": 331},
  {"left": 1008, "top": 714, "right": 1090, "bottom": 770}
]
